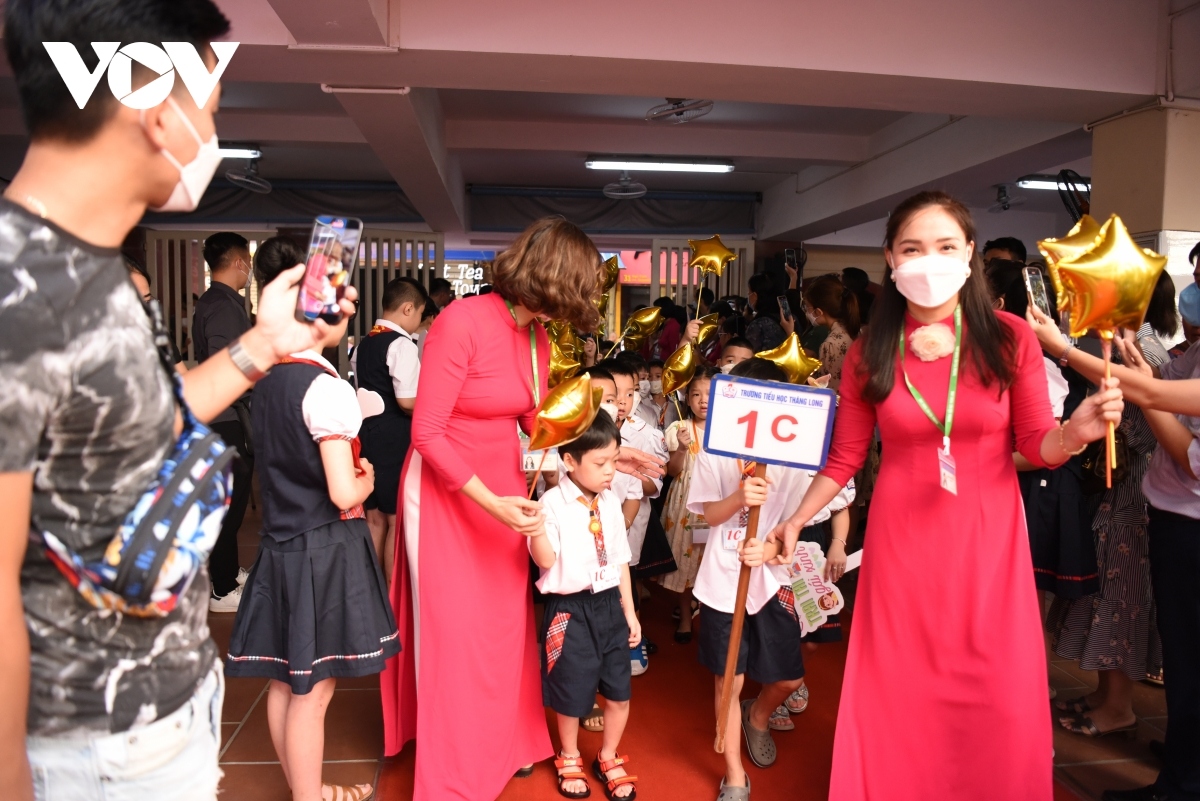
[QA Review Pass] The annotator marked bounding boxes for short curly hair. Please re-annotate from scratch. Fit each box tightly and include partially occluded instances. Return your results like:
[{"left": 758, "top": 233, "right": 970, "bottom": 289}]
[{"left": 491, "top": 217, "right": 602, "bottom": 331}]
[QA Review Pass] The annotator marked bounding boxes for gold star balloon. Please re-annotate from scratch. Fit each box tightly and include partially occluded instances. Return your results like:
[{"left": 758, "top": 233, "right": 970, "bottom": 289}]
[
  {"left": 662, "top": 343, "right": 701, "bottom": 396},
  {"left": 756, "top": 333, "right": 821, "bottom": 384},
  {"left": 601, "top": 255, "right": 620, "bottom": 293},
  {"left": 545, "top": 319, "right": 570, "bottom": 343},
  {"left": 1038, "top": 215, "right": 1102, "bottom": 301},
  {"left": 695, "top": 313, "right": 720, "bottom": 347},
  {"left": 547, "top": 337, "right": 582, "bottom": 389},
  {"left": 689, "top": 234, "right": 738, "bottom": 278},
  {"left": 528, "top": 373, "right": 603, "bottom": 451},
  {"left": 1052, "top": 215, "right": 1166, "bottom": 338},
  {"left": 594, "top": 292, "right": 609, "bottom": 322},
  {"left": 626, "top": 306, "right": 663, "bottom": 337}
]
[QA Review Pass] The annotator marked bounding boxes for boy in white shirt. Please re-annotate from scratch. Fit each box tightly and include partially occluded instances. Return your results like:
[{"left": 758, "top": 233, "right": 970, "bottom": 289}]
[
  {"left": 529, "top": 412, "right": 642, "bottom": 801},
  {"left": 687, "top": 358, "right": 812, "bottom": 801}
]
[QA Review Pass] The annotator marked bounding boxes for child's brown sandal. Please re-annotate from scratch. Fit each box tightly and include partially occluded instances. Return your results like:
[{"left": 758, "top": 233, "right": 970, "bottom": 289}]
[
  {"left": 593, "top": 753, "right": 638, "bottom": 801},
  {"left": 554, "top": 753, "right": 591, "bottom": 799}
]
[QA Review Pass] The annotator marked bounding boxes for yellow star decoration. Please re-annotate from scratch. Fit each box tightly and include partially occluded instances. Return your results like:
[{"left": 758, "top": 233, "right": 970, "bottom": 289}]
[
  {"left": 601, "top": 255, "right": 620, "bottom": 293},
  {"left": 1038, "top": 215, "right": 1103, "bottom": 301},
  {"left": 755, "top": 333, "right": 821, "bottom": 384},
  {"left": 1052, "top": 215, "right": 1166, "bottom": 338},
  {"left": 688, "top": 234, "right": 737, "bottom": 278},
  {"left": 695, "top": 313, "right": 720, "bottom": 347},
  {"left": 529, "top": 375, "right": 602, "bottom": 451}
]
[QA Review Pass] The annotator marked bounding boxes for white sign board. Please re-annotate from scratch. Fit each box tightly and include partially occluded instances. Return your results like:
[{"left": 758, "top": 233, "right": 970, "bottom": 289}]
[{"left": 703, "top": 375, "right": 836, "bottom": 470}]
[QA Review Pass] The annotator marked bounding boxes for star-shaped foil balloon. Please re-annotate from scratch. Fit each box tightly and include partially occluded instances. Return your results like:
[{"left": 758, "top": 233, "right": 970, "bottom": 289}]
[
  {"left": 1038, "top": 215, "right": 1103, "bottom": 301},
  {"left": 695, "top": 313, "right": 720, "bottom": 347},
  {"left": 689, "top": 234, "right": 737, "bottom": 278},
  {"left": 547, "top": 337, "right": 582, "bottom": 389},
  {"left": 601, "top": 255, "right": 620, "bottom": 293},
  {"left": 662, "top": 343, "right": 700, "bottom": 396},
  {"left": 756, "top": 333, "right": 821, "bottom": 384},
  {"left": 528, "top": 373, "right": 603, "bottom": 451},
  {"left": 625, "top": 306, "right": 663, "bottom": 337},
  {"left": 1051, "top": 215, "right": 1166, "bottom": 338}
]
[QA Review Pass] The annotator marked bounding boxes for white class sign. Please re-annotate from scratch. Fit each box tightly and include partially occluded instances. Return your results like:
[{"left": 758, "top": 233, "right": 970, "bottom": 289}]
[{"left": 703, "top": 375, "right": 836, "bottom": 470}]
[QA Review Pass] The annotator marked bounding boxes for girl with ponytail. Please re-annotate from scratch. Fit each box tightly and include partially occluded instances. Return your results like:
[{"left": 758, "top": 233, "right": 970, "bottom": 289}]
[{"left": 802, "top": 274, "right": 862, "bottom": 391}]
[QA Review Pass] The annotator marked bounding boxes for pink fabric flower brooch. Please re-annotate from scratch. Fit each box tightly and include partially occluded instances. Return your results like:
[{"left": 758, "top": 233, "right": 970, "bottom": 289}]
[{"left": 908, "top": 323, "right": 955, "bottom": 362}]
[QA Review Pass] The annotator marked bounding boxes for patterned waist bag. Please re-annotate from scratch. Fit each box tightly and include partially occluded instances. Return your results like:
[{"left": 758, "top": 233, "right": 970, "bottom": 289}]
[{"left": 41, "top": 299, "right": 235, "bottom": 618}]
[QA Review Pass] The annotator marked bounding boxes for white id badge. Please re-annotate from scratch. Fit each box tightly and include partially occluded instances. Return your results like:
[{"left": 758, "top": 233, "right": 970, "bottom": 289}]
[
  {"left": 691, "top": 524, "right": 711, "bottom": 545},
  {"left": 722, "top": 525, "right": 746, "bottom": 551},
  {"left": 938, "top": 448, "right": 957, "bottom": 496},
  {"left": 521, "top": 448, "right": 558, "bottom": 472},
  {"left": 591, "top": 563, "right": 620, "bottom": 593}
]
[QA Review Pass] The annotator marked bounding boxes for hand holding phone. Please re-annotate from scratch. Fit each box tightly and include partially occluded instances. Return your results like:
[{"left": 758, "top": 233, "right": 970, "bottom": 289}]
[
  {"left": 777, "top": 295, "right": 794, "bottom": 322},
  {"left": 1023, "top": 266, "right": 1052, "bottom": 319},
  {"left": 296, "top": 216, "right": 364, "bottom": 324}
]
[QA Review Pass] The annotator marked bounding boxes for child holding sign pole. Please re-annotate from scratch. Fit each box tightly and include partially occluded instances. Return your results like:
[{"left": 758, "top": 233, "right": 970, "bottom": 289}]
[
  {"left": 528, "top": 411, "right": 642, "bottom": 801},
  {"left": 689, "top": 358, "right": 814, "bottom": 801}
]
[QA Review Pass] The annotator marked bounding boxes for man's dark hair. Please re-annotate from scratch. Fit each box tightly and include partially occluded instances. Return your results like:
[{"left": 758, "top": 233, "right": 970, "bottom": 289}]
[
  {"left": 204, "top": 232, "right": 249, "bottom": 273},
  {"left": 594, "top": 358, "right": 637, "bottom": 381},
  {"left": 383, "top": 276, "right": 428, "bottom": 313},
  {"left": 5, "top": 0, "right": 230, "bottom": 142},
  {"left": 559, "top": 410, "right": 620, "bottom": 464},
  {"left": 709, "top": 300, "right": 734, "bottom": 321},
  {"left": 699, "top": 287, "right": 715, "bottom": 307},
  {"left": 723, "top": 336, "right": 754, "bottom": 354},
  {"left": 253, "top": 236, "right": 306, "bottom": 287},
  {"left": 841, "top": 267, "right": 869, "bottom": 293},
  {"left": 729, "top": 357, "right": 786, "bottom": 383},
  {"left": 983, "top": 237, "right": 1028, "bottom": 263},
  {"left": 1190, "top": 240, "right": 1200, "bottom": 267},
  {"left": 429, "top": 277, "right": 452, "bottom": 296}
]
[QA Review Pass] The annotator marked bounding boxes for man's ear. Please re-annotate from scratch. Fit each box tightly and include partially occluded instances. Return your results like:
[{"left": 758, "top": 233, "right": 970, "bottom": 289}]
[{"left": 137, "top": 100, "right": 175, "bottom": 151}]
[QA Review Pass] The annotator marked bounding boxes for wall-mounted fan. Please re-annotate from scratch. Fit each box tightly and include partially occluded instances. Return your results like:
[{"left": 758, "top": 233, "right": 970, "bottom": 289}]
[
  {"left": 603, "top": 171, "right": 647, "bottom": 200},
  {"left": 645, "top": 98, "right": 714, "bottom": 124},
  {"left": 988, "top": 184, "right": 1027, "bottom": 213},
  {"left": 226, "top": 157, "right": 272, "bottom": 194}
]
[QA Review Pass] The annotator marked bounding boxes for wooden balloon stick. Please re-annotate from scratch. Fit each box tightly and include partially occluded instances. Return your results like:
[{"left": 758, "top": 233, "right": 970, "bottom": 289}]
[
  {"left": 527, "top": 450, "right": 550, "bottom": 501},
  {"left": 1100, "top": 335, "right": 1115, "bottom": 490},
  {"left": 715, "top": 461, "right": 768, "bottom": 754}
]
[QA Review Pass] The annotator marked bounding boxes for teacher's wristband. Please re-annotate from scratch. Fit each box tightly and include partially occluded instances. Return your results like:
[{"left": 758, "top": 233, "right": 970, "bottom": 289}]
[{"left": 229, "top": 337, "right": 270, "bottom": 382}]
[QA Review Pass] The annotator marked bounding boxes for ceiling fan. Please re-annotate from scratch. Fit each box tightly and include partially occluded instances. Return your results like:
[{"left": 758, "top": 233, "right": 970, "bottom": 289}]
[
  {"left": 645, "top": 97, "right": 714, "bottom": 124},
  {"left": 225, "top": 154, "right": 272, "bottom": 194},
  {"left": 988, "top": 184, "right": 1027, "bottom": 213},
  {"left": 603, "top": 171, "right": 647, "bottom": 200}
]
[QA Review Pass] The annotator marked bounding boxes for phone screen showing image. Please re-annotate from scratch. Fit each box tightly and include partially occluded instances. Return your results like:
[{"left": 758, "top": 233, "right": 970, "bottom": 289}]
[
  {"left": 296, "top": 216, "right": 364, "bottom": 324},
  {"left": 777, "top": 295, "right": 793, "bottom": 321},
  {"left": 784, "top": 248, "right": 797, "bottom": 270},
  {"left": 1024, "top": 266, "right": 1053, "bottom": 318}
]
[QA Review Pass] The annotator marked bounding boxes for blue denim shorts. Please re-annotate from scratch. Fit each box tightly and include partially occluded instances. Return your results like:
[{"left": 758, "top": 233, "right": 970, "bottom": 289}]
[{"left": 27, "top": 659, "right": 224, "bottom": 801}]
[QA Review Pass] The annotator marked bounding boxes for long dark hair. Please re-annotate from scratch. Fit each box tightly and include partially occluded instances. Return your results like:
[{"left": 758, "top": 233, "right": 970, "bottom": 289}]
[
  {"left": 1144, "top": 271, "right": 1180, "bottom": 339},
  {"left": 858, "top": 191, "right": 1016, "bottom": 404},
  {"left": 803, "top": 274, "right": 862, "bottom": 338}
]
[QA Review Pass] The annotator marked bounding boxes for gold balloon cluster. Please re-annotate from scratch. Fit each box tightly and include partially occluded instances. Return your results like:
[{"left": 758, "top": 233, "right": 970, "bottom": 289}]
[
  {"left": 1038, "top": 214, "right": 1167, "bottom": 338},
  {"left": 528, "top": 373, "right": 604, "bottom": 452},
  {"left": 689, "top": 235, "right": 738, "bottom": 278},
  {"left": 756, "top": 334, "right": 821, "bottom": 384}
]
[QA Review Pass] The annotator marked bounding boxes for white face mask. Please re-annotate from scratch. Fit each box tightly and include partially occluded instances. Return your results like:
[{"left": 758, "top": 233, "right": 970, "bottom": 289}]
[
  {"left": 649, "top": 379, "right": 663, "bottom": 395},
  {"left": 890, "top": 253, "right": 971, "bottom": 308},
  {"left": 149, "top": 97, "right": 222, "bottom": 212},
  {"left": 638, "top": 379, "right": 651, "bottom": 395},
  {"left": 631, "top": 390, "right": 642, "bottom": 411},
  {"left": 719, "top": 363, "right": 734, "bottom": 374},
  {"left": 600, "top": 402, "right": 619, "bottom": 423}
]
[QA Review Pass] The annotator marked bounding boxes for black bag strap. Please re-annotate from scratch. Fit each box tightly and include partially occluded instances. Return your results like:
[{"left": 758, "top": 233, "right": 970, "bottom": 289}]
[{"left": 145, "top": 298, "right": 199, "bottom": 432}]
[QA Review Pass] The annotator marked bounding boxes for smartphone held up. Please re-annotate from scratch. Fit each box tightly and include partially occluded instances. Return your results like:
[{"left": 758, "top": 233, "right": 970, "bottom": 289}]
[
  {"left": 1023, "top": 266, "right": 1053, "bottom": 319},
  {"left": 295, "top": 216, "right": 364, "bottom": 324}
]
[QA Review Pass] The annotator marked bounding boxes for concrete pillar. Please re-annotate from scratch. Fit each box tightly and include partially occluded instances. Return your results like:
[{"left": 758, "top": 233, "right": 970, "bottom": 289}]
[{"left": 1090, "top": 108, "right": 1200, "bottom": 283}]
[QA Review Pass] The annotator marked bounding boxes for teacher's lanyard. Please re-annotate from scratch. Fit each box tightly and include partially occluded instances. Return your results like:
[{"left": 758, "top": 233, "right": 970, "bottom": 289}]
[
  {"left": 505, "top": 300, "right": 541, "bottom": 408},
  {"left": 899, "top": 304, "right": 962, "bottom": 495}
]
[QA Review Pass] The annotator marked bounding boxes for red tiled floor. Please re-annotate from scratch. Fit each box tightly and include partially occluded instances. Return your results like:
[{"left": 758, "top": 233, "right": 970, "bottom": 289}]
[{"left": 214, "top": 500, "right": 1163, "bottom": 801}]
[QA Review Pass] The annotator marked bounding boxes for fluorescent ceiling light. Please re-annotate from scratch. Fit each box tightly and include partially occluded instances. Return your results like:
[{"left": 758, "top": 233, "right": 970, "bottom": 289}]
[
  {"left": 586, "top": 159, "right": 734, "bottom": 173},
  {"left": 1017, "top": 177, "right": 1090, "bottom": 191},
  {"left": 219, "top": 147, "right": 261, "bottom": 160}
]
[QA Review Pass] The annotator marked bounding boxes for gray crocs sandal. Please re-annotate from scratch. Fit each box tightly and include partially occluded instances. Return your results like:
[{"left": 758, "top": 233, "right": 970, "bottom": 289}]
[
  {"left": 716, "top": 776, "right": 750, "bottom": 801},
  {"left": 740, "top": 699, "right": 777, "bottom": 768}
]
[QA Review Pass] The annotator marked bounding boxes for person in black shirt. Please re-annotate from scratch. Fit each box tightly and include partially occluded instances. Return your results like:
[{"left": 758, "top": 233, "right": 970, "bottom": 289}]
[{"left": 193, "top": 232, "right": 254, "bottom": 611}]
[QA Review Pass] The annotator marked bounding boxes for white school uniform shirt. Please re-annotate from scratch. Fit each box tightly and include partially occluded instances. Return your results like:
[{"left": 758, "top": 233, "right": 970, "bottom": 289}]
[
  {"left": 1042, "top": 356, "right": 1069, "bottom": 419},
  {"left": 808, "top": 474, "right": 856, "bottom": 526},
  {"left": 294, "top": 350, "right": 363, "bottom": 440},
  {"left": 533, "top": 476, "right": 633, "bottom": 595},
  {"left": 620, "top": 414, "right": 668, "bottom": 565},
  {"left": 350, "top": 318, "right": 421, "bottom": 399},
  {"left": 687, "top": 451, "right": 813, "bottom": 614}
]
